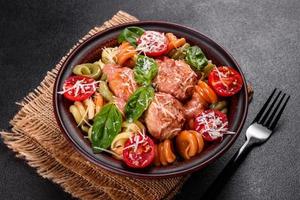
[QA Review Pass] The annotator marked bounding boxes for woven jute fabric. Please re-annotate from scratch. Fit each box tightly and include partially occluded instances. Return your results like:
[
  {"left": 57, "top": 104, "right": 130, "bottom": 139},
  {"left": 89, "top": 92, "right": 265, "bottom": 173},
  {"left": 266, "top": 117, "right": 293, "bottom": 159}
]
[{"left": 0, "top": 11, "right": 189, "bottom": 200}]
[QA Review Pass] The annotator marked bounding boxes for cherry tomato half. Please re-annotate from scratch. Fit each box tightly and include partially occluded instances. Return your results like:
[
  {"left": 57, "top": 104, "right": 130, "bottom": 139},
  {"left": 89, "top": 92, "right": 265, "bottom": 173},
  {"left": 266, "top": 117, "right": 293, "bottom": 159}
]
[
  {"left": 208, "top": 66, "right": 243, "bottom": 97},
  {"left": 137, "top": 31, "right": 168, "bottom": 57},
  {"left": 194, "top": 109, "right": 228, "bottom": 142},
  {"left": 62, "top": 75, "right": 96, "bottom": 101},
  {"left": 123, "top": 134, "right": 155, "bottom": 168}
]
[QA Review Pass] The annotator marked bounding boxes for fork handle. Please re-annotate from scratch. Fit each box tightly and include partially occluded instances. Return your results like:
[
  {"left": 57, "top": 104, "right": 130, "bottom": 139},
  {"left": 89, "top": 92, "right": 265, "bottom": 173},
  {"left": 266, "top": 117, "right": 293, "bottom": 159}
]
[{"left": 201, "top": 139, "right": 253, "bottom": 200}]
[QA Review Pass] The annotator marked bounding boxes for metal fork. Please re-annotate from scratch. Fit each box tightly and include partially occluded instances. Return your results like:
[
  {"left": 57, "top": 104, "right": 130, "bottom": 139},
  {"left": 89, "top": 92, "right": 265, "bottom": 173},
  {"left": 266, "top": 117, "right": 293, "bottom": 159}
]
[{"left": 201, "top": 89, "right": 290, "bottom": 200}]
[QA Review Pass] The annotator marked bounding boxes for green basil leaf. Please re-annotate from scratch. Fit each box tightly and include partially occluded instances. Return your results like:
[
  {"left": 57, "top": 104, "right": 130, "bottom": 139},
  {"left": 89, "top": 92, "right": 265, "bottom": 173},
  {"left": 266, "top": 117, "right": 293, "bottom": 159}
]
[
  {"left": 91, "top": 103, "right": 122, "bottom": 152},
  {"left": 125, "top": 86, "right": 155, "bottom": 122},
  {"left": 134, "top": 55, "right": 158, "bottom": 86},
  {"left": 117, "top": 26, "right": 145, "bottom": 46},
  {"left": 185, "top": 46, "right": 208, "bottom": 71}
]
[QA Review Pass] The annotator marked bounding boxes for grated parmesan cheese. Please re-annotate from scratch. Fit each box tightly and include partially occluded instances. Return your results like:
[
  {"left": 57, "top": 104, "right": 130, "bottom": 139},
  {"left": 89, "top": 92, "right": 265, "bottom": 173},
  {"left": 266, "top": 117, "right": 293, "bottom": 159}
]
[
  {"left": 58, "top": 80, "right": 100, "bottom": 97},
  {"left": 196, "top": 111, "right": 234, "bottom": 139},
  {"left": 214, "top": 67, "right": 229, "bottom": 89},
  {"left": 136, "top": 31, "right": 167, "bottom": 54}
]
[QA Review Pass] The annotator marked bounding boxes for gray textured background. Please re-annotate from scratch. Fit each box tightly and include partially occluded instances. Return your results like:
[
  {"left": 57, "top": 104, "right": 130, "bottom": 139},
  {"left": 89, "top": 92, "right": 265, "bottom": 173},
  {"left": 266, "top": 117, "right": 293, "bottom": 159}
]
[{"left": 0, "top": 0, "right": 299, "bottom": 199}]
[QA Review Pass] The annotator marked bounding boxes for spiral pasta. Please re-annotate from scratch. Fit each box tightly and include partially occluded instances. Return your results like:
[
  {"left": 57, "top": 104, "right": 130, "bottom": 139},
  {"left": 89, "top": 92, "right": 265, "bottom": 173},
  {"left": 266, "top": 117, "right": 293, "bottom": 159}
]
[
  {"left": 111, "top": 132, "right": 134, "bottom": 159},
  {"left": 194, "top": 80, "right": 218, "bottom": 106},
  {"left": 176, "top": 130, "right": 204, "bottom": 160},
  {"left": 110, "top": 121, "right": 145, "bottom": 158},
  {"left": 94, "top": 60, "right": 105, "bottom": 70},
  {"left": 116, "top": 42, "right": 137, "bottom": 66},
  {"left": 69, "top": 104, "right": 85, "bottom": 125},
  {"left": 101, "top": 47, "right": 118, "bottom": 64},
  {"left": 200, "top": 60, "right": 215, "bottom": 80},
  {"left": 94, "top": 92, "right": 104, "bottom": 114},
  {"left": 121, "top": 121, "right": 145, "bottom": 134},
  {"left": 69, "top": 94, "right": 104, "bottom": 133},
  {"left": 72, "top": 63, "right": 101, "bottom": 79},
  {"left": 168, "top": 43, "right": 190, "bottom": 60},
  {"left": 210, "top": 100, "right": 228, "bottom": 114},
  {"left": 154, "top": 139, "right": 176, "bottom": 166},
  {"left": 166, "top": 33, "right": 186, "bottom": 52}
]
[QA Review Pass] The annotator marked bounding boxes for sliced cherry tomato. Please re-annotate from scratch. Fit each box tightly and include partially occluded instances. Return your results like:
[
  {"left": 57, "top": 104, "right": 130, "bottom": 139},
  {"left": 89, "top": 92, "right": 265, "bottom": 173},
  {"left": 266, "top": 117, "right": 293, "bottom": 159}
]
[
  {"left": 137, "top": 31, "right": 168, "bottom": 57},
  {"left": 194, "top": 109, "right": 228, "bottom": 142},
  {"left": 123, "top": 134, "right": 155, "bottom": 168},
  {"left": 61, "top": 75, "right": 96, "bottom": 101},
  {"left": 208, "top": 66, "right": 243, "bottom": 97}
]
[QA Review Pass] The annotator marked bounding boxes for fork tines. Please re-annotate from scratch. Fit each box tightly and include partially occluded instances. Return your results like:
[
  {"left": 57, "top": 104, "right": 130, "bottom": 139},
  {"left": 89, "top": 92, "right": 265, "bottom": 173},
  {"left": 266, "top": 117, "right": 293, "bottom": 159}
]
[{"left": 253, "top": 88, "right": 290, "bottom": 130}]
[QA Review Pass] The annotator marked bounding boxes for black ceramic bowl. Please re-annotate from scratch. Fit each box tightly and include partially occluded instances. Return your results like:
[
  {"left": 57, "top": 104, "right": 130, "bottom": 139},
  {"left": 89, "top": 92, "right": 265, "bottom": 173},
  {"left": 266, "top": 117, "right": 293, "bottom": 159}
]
[{"left": 53, "top": 21, "right": 248, "bottom": 178}]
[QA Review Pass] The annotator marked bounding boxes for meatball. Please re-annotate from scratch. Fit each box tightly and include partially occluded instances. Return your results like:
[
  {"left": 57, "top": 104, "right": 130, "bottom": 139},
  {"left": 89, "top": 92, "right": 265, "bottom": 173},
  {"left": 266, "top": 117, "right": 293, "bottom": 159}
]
[
  {"left": 183, "top": 92, "right": 205, "bottom": 119},
  {"left": 183, "top": 92, "right": 206, "bottom": 130},
  {"left": 154, "top": 57, "right": 197, "bottom": 101},
  {"left": 145, "top": 92, "right": 185, "bottom": 140},
  {"left": 103, "top": 64, "right": 137, "bottom": 101}
]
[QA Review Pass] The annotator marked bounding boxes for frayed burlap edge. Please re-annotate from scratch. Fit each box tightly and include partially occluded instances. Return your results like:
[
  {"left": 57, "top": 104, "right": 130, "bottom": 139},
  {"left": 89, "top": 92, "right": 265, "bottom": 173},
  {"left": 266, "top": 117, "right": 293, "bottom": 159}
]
[{"left": 0, "top": 11, "right": 189, "bottom": 200}]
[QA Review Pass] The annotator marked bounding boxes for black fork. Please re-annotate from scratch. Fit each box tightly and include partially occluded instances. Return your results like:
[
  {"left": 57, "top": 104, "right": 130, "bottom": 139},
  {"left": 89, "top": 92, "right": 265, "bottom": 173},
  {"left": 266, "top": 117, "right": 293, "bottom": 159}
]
[{"left": 201, "top": 89, "right": 290, "bottom": 200}]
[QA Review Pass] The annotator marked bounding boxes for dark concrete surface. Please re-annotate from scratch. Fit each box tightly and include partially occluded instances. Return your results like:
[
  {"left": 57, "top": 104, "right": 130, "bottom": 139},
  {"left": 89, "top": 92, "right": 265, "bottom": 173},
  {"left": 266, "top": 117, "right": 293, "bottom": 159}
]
[{"left": 0, "top": 0, "right": 299, "bottom": 199}]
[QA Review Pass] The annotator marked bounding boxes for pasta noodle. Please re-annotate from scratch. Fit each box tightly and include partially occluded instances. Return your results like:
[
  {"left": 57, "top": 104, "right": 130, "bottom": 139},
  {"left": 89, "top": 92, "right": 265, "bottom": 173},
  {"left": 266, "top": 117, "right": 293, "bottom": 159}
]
[
  {"left": 154, "top": 139, "right": 176, "bottom": 166},
  {"left": 168, "top": 43, "right": 190, "bottom": 60},
  {"left": 81, "top": 125, "right": 90, "bottom": 133},
  {"left": 210, "top": 100, "right": 228, "bottom": 114},
  {"left": 116, "top": 42, "right": 136, "bottom": 66},
  {"left": 101, "top": 47, "right": 118, "bottom": 64},
  {"left": 110, "top": 121, "right": 145, "bottom": 159},
  {"left": 176, "top": 130, "right": 204, "bottom": 160},
  {"left": 88, "top": 127, "right": 93, "bottom": 140},
  {"left": 121, "top": 121, "right": 145, "bottom": 134},
  {"left": 94, "top": 60, "right": 105, "bottom": 69},
  {"left": 200, "top": 60, "right": 215, "bottom": 80},
  {"left": 166, "top": 33, "right": 186, "bottom": 52},
  {"left": 111, "top": 132, "right": 134, "bottom": 159},
  {"left": 93, "top": 93, "right": 104, "bottom": 114},
  {"left": 69, "top": 105, "right": 83, "bottom": 125},
  {"left": 72, "top": 63, "right": 101, "bottom": 79},
  {"left": 74, "top": 101, "right": 86, "bottom": 117},
  {"left": 194, "top": 80, "right": 218, "bottom": 106},
  {"left": 69, "top": 94, "right": 105, "bottom": 133},
  {"left": 83, "top": 98, "right": 96, "bottom": 120}
]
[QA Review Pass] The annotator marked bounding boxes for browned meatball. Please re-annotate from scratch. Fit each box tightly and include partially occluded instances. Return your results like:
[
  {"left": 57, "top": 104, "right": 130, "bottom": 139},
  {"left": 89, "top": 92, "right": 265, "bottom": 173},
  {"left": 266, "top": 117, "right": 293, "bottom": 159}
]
[
  {"left": 145, "top": 92, "right": 185, "bottom": 140},
  {"left": 154, "top": 57, "right": 198, "bottom": 101},
  {"left": 183, "top": 92, "right": 205, "bottom": 119}
]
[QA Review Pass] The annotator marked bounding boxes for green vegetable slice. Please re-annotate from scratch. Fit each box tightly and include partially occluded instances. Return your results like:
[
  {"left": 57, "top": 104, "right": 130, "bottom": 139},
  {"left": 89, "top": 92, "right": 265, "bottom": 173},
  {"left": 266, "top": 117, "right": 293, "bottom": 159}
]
[
  {"left": 91, "top": 103, "right": 122, "bottom": 152},
  {"left": 125, "top": 86, "right": 155, "bottom": 122},
  {"left": 134, "top": 55, "right": 158, "bottom": 86},
  {"left": 185, "top": 46, "right": 208, "bottom": 71},
  {"left": 118, "top": 26, "right": 145, "bottom": 46}
]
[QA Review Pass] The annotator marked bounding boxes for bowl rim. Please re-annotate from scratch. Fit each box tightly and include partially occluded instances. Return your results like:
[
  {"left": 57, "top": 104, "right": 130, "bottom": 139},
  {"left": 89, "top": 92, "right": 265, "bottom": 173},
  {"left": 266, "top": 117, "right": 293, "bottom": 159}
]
[{"left": 53, "top": 20, "right": 249, "bottom": 178}]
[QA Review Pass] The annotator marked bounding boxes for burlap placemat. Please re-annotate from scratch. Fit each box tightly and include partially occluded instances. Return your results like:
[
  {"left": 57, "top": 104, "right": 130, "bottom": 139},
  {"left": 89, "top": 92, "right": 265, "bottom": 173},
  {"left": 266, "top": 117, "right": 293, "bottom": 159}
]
[{"left": 0, "top": 11, "right": 189, "bottom": 200}]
